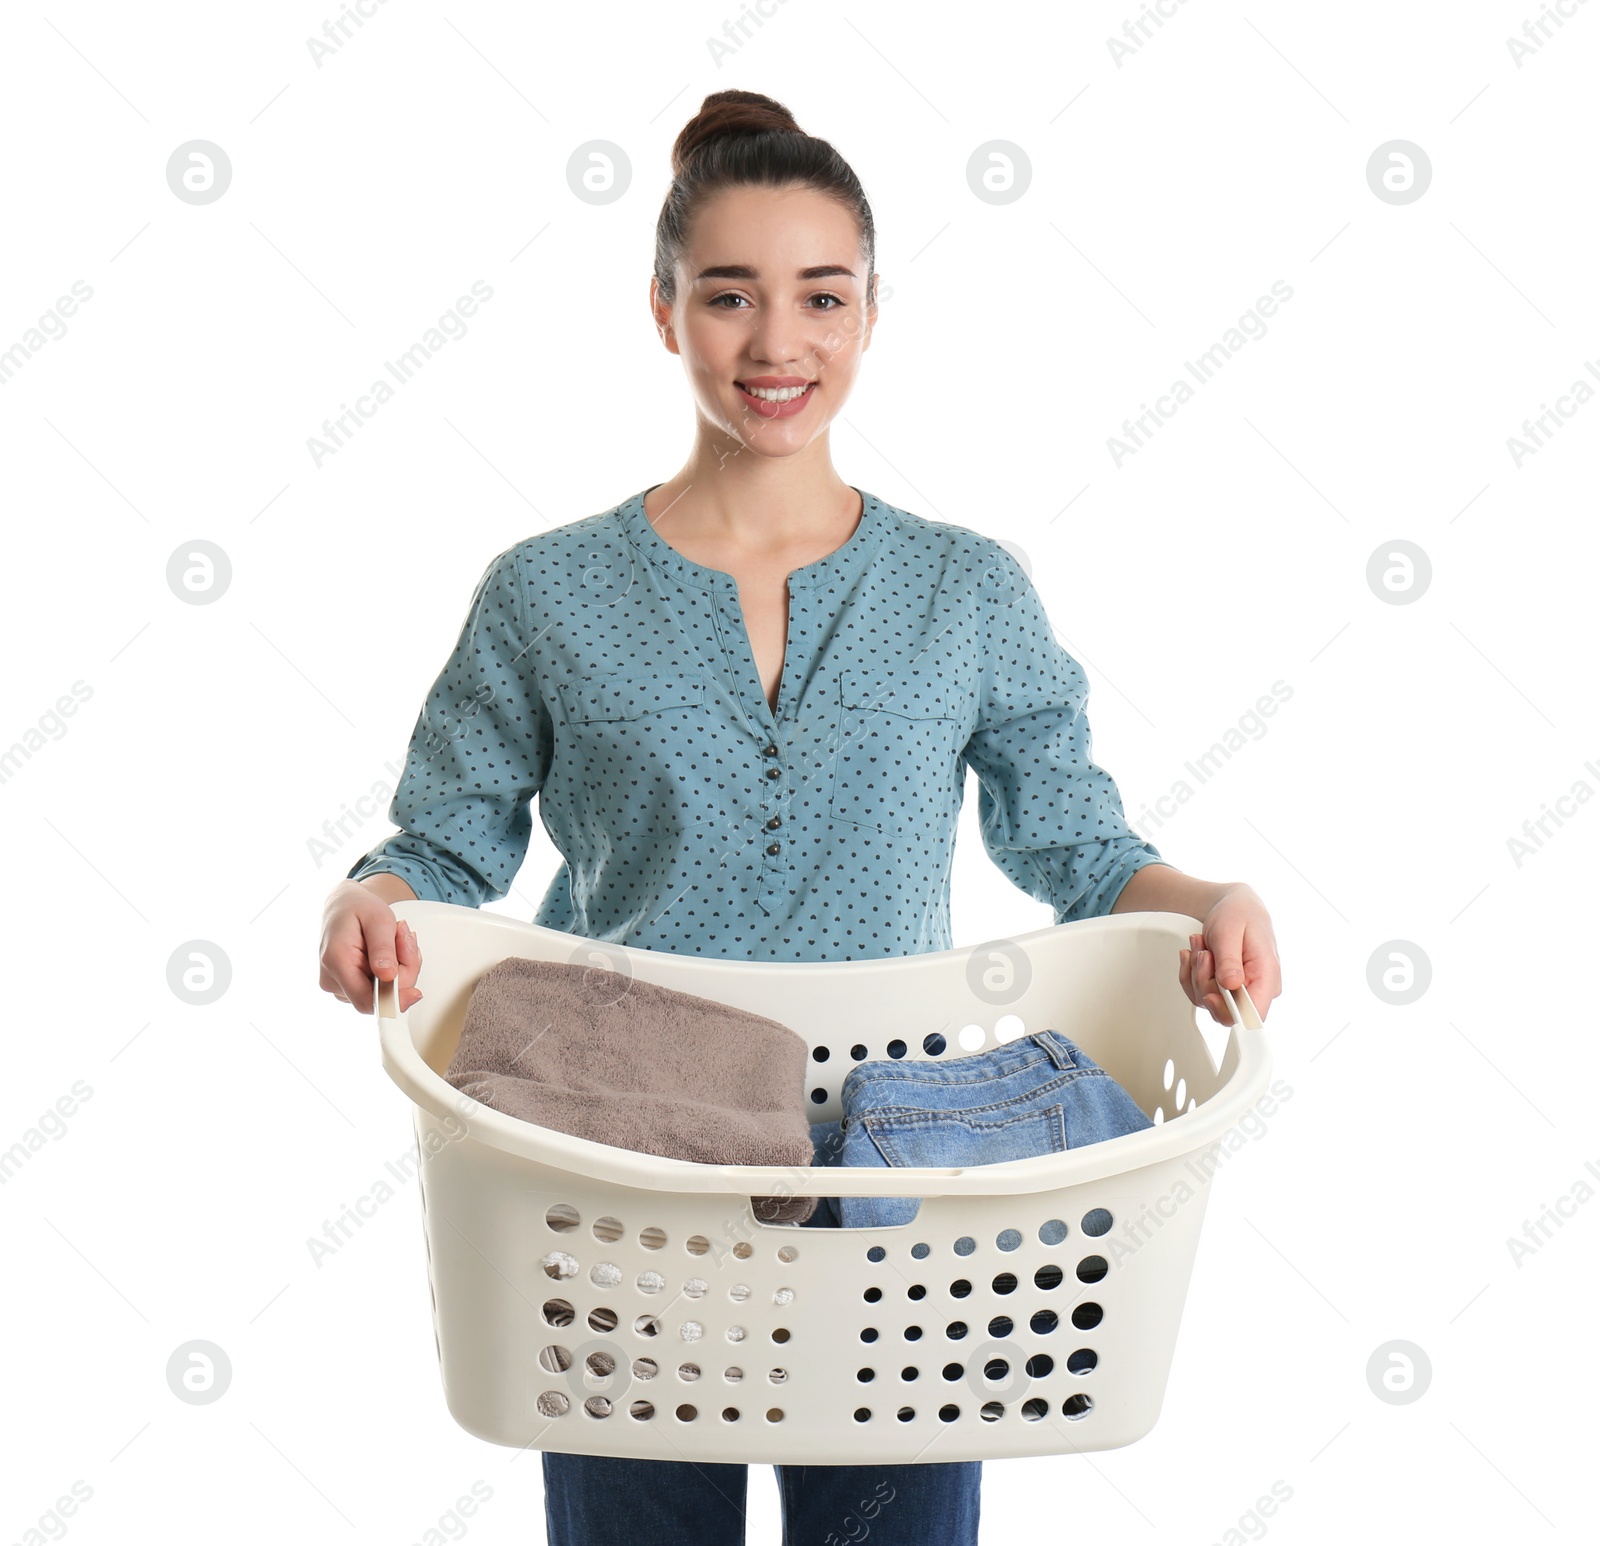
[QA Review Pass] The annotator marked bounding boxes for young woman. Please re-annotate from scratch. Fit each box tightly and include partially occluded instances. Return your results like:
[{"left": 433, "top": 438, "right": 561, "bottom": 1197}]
[{"left": 319, "top": 87, "right": 1281, "bottom": 1546}]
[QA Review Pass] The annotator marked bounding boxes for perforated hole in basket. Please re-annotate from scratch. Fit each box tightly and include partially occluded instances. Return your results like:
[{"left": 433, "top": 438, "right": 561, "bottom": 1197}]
[
  {"left": 537, "top": 1344, "right": 572, "bottom": 1375},
  {"left": 1160, "top": 1055, "right": 1206, "bottom": 1119}
]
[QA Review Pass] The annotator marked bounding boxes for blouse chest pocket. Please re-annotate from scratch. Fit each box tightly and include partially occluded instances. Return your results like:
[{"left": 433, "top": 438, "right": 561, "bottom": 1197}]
[
  {"left": 554, "top": 671, "right": 711, "bottom": 797},
  {"left": 828, "top": 669, "right": 967, "bottom": 832},
  {"left": 557, "top": 670, "right": 708, "bottom": 725}
]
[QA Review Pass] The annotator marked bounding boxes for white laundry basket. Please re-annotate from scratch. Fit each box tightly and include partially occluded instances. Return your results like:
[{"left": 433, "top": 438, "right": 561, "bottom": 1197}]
[{"left": 375, "top": 900, "right": 1271, "bottom": 1466}]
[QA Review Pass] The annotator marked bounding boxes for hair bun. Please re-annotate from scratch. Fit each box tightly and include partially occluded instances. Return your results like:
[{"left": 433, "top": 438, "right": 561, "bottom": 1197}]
[{"left": 671, "top": 89, "right": 804, "bottom": 177}]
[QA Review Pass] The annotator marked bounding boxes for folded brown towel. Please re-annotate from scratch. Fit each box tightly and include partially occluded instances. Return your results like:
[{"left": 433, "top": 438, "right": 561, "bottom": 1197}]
[{"left": 443, "top": 956, "right": 819, "bottom": 1223}]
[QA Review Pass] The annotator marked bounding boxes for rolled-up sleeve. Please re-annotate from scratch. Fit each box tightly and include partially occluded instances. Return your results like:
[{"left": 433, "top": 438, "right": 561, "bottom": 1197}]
[
  {"left": 345, "top": 545, "right": 552, "bottom": 908},
  {"left": 961, "top": 547, "right": 1168, "bottom": 923}
]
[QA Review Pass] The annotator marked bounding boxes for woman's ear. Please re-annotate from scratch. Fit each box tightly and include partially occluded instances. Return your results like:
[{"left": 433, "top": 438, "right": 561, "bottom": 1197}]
[{"left": 649, "top": 274, "right": 679, "bottom": 355}]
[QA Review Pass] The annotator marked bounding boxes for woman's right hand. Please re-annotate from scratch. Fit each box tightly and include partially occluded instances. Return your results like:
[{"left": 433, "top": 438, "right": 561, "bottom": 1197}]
[{"left": 319, "top": 877, "right": 423, "bottom": 1015}]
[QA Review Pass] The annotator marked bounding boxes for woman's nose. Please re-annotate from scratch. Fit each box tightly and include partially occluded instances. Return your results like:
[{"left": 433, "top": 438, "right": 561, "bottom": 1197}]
[{"left": 744, "top": 319, "right": 808, "bottom": 373}]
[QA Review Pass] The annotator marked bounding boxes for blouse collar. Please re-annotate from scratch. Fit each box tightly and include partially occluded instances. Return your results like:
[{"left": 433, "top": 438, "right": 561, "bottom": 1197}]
[{"left": 621, "top": 483, "right": 888, "bottom": 593}]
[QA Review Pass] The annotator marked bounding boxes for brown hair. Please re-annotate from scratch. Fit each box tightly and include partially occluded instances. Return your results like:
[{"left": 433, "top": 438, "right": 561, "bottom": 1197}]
[{"left": 653, "top": 88, "right": 876, "bottom": 311}]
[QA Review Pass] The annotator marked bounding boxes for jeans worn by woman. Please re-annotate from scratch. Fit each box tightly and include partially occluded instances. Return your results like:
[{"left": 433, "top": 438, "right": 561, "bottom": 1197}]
[
  {"left": 804, "top": 1030, "right": 1153, "bottom": 1229},
  {"left": 542, "top": 1452, "right": 981, "bottom": 1546}
]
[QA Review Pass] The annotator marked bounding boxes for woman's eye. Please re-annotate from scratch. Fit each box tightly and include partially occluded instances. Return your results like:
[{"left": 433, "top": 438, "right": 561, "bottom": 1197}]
[
  {"left": 710, "top": 293, "right": 750, "bottom": 309},
  {"left": 811, "top": 294, "right": 845, "bottom": 311}
]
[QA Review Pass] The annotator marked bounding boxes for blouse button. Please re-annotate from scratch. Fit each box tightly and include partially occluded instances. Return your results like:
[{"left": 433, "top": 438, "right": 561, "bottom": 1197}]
[
  {"left": 766, "top": 842, "right": 781, "bottom": 856},
  {"left": 765, "top": 816, "right": 781, "bottom": 831},
  {"left": 765, "top": 767, "right": 781, "bottom": 780},
  {"left": 762, "top": 743, "right": 779, "bottom": 757}
]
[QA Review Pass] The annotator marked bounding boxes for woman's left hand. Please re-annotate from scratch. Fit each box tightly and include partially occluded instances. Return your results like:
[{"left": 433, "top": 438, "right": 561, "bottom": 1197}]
[{"left": 1179, "top": 883, "right": 1281, "bottom": 1025}]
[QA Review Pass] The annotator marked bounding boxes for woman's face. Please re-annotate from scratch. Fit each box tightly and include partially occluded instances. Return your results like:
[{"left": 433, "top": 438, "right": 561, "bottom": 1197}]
[{"left": 653, "top": 182, "right": 876, "bottom": 458}]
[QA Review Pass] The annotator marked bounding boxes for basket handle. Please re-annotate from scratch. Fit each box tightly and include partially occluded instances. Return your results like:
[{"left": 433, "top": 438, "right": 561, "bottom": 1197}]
[
  {"left": 374, "top": 968, "right": 400, "bottom": 1020},
  {"left": 371, "top": 898, "right": 423, "bottom": 1018},
  {"left": 1221, "top": 979, "right": 1264, "bottom": 1031}
]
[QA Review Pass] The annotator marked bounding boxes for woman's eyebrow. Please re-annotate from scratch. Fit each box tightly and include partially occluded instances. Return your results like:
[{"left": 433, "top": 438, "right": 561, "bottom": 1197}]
[{"left": 693, "top": 264, "right": 857, "bottom": 281}]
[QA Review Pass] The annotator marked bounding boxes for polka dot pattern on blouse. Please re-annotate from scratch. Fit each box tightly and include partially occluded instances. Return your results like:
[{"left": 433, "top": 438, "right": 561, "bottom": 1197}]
[{"left": 345, "top": 485, "right": 1167, "bottom": 960}]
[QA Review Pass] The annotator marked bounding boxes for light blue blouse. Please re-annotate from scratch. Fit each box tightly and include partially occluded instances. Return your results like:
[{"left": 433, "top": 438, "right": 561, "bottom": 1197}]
[{"left": 345, "top": 485, "right": 1168, "bottom": 960}]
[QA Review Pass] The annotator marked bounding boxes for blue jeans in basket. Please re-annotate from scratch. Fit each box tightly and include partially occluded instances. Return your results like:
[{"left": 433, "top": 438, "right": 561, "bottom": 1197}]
[
  {"left": 805, "top": 1029, "right": 1154, "bottom": 1229},
  {"left": 542, "top": 1451, "right": 981, "bottom": 1544}
]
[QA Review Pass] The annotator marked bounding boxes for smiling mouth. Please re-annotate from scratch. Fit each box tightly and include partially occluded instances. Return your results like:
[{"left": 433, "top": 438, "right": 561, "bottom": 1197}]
[{"left": 736, "top": 380, "right": 817, "bottom": 405}]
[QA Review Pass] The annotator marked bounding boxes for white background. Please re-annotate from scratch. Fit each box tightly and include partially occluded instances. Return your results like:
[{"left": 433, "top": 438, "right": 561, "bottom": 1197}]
[{"left": 2, "top": 2, "right": 1596, "bottom": 1542}]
